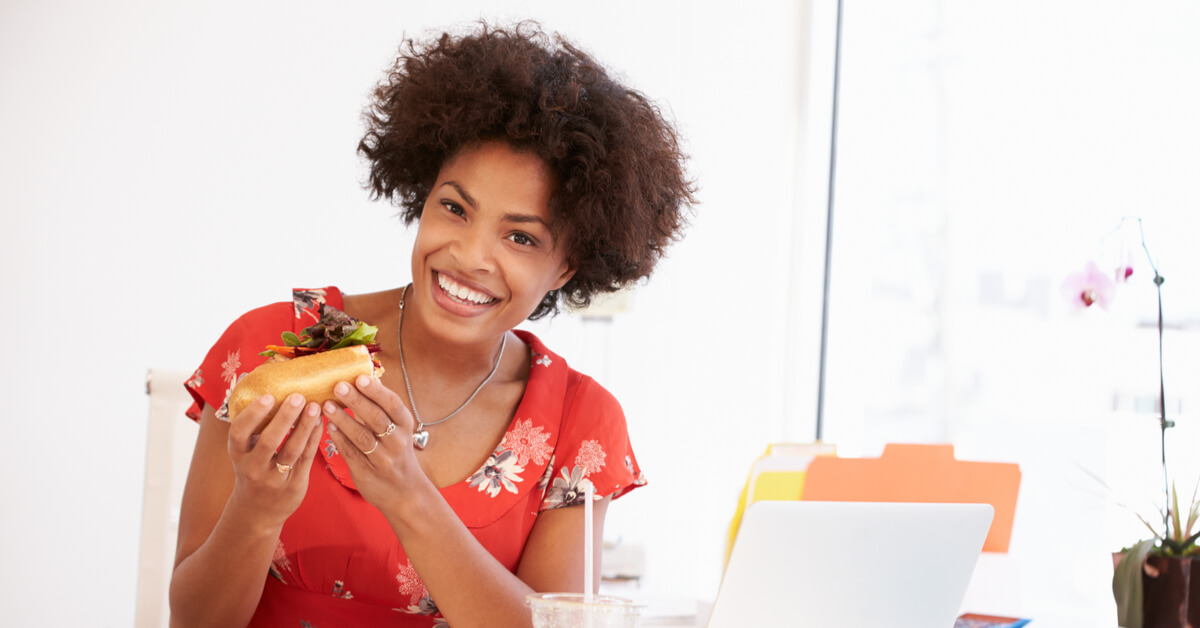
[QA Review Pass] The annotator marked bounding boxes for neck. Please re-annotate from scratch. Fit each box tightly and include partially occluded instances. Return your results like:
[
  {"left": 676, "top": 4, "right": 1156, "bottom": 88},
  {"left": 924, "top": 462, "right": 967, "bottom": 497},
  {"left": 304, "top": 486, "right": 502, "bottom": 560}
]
[{"left": 398, "top": 287, "right": 507, "bottom": 381}]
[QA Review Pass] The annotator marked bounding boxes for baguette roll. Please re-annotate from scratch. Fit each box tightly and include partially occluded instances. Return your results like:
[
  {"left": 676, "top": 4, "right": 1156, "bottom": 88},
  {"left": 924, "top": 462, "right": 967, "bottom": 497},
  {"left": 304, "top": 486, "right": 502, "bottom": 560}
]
[{"left": 228, "top": 344, "right": 376, "bottom": 430}]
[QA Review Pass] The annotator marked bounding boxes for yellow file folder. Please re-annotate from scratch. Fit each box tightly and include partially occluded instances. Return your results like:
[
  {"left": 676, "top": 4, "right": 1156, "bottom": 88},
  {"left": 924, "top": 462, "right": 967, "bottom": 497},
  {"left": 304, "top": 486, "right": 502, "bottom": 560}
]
[{"left": 724, "top": 442, "right": 837, "bottom": 565}]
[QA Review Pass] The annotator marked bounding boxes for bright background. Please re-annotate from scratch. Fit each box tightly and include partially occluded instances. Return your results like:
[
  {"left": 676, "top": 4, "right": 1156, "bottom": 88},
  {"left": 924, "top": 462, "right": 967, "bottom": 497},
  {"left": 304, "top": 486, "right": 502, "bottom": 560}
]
[
  {"left": 0, "top": 1, "right": 831, "bottom": 625},
  {"left": 1, "top": 1, "right": 1197, "bottom": 626}
]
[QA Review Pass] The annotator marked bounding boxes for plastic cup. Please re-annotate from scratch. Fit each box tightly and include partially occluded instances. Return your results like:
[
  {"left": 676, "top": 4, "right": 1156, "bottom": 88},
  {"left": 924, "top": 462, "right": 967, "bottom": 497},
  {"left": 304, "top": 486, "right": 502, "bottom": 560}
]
[{"left": 527, "top": 593, "right": 644, "bottom": 628}]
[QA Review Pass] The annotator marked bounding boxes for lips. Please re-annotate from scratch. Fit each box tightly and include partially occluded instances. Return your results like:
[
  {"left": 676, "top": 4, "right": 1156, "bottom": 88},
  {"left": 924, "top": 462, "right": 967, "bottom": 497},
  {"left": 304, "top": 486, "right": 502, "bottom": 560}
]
[{"left": 435, "top": 272, "right": 497, "bottom": 306}]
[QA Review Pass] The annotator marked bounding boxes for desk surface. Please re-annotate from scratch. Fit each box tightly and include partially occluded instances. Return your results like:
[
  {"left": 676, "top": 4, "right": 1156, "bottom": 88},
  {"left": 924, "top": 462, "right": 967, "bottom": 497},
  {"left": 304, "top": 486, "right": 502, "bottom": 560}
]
[{"left": 626, "top": 598, "right": 1113, "bottom": 627}]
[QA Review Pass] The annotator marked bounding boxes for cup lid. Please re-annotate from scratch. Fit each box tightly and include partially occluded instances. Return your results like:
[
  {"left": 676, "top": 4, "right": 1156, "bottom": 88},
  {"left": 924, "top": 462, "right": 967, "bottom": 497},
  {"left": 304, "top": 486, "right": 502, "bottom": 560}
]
[{"left": 526, "top": 592, "right": 645, "bottom": 611}]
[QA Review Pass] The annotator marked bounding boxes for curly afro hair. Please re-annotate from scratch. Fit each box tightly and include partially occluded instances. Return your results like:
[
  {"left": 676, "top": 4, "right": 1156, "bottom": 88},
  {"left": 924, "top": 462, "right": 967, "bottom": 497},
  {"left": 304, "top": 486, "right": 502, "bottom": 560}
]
[{"left": 358, "top": 21, "right": 696, "bottom": 319}]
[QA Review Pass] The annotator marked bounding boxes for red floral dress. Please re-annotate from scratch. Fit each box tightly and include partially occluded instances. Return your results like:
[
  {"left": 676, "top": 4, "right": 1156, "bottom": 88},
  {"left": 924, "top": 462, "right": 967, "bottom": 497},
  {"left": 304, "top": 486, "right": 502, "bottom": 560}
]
[{"left": 183, "top": 287, "right": 647, "bottom": 627}]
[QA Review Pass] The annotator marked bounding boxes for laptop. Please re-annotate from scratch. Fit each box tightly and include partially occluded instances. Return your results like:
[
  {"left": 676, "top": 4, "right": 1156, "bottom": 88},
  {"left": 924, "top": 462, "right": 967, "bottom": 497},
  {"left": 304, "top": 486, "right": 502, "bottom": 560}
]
[{"left": 707, "top": 501, "right": 994, "bottom": 627}]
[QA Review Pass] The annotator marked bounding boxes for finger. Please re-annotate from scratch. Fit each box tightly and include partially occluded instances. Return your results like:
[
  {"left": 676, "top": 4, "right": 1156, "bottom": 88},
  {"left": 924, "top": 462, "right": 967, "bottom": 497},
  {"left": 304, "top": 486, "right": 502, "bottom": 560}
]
[
  {"left": 337, "top": 375, "right": 414, "bottom": 434},
  {"left": 324, "top": 401, "right": 380, "bottom": 460},
  {"left": 330, "top": 380, "right": 389, "bottom": 436},
  {"left": 228, "top": 394, "right": 275, "bottom": 454},
  {"left": 275, "top": 402, "right": 321, "bottom": 467},
  {"left": 288, "top": 407, "right": 326, "bottom": 478},
  {"left": 252, "top": 393, "right": 306, "bottom": 463},
  {"left": 326, "top": 417, "right": 375, "bottom": 468}
]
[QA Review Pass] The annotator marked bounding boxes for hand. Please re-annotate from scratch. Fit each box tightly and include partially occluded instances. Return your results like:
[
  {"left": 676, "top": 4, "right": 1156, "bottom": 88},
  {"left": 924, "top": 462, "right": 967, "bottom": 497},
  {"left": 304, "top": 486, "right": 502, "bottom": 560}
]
[
  {"left": 226, "top": 393, "right": 324, "bottom": 529},
  {"left": 323, "top": 375, "right": 421, "bottom": 513}
]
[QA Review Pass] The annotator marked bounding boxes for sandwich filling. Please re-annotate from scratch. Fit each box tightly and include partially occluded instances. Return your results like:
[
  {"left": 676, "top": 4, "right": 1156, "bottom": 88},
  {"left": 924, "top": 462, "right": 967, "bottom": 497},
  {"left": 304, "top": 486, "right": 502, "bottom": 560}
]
[{"left": 260, "top": 307, "right": 384, "bottom": 376}]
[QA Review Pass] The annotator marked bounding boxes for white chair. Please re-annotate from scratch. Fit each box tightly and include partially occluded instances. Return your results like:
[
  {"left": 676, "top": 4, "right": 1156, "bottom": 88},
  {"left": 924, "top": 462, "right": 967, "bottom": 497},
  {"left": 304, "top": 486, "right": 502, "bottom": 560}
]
[{"left": 136, "top": 369, "right": 200, "bottom": 628}]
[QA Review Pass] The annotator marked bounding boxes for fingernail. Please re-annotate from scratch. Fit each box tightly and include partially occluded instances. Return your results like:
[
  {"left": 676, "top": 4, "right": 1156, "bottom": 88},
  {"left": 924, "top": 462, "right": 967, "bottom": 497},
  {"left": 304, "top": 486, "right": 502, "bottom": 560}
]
[
  {"left": 289, "top": 394, "right": 303, "bottom": 407},
  {"left": 306, "top": 403, "right": 320, "bottom": 417},
  {"left": 335, "top": 382, "right": 349, "bottom": 396},
  {"left": 324, "top": 401, "right": 339, "bottom": 415},
  {"left": 328, "top": 421, "right": 338, "bottom": 432},
  {"left": 259, "top": 395, "right": 275, "bottom": 407},
  {"left": 356, "top": 375, "right": 371, "bottom": 388}
]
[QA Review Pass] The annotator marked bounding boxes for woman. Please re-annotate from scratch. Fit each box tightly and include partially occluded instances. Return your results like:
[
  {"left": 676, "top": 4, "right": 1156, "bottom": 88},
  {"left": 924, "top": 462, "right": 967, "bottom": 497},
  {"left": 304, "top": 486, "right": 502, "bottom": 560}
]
[{"left": 170, "top": 22, "right": 693, "bottom": 628}]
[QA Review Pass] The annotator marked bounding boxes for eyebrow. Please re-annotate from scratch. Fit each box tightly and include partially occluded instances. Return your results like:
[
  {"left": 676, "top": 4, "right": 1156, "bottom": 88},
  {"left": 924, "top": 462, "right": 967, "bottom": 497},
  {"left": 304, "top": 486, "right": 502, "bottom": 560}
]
[
  {"left": 441, "top": 181, "right": 478, "bottom": 209},
  {"left": 502, "top": 213, "right": 551, "bottom": 229},
  {"left": 439, "top": 181, "right": 553, "bottom": 230}
]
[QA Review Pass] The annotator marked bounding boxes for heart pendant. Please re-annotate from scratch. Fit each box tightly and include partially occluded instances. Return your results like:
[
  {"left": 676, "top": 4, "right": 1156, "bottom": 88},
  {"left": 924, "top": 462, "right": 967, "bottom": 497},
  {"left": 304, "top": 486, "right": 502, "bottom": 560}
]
[{"left": 412, "top": 429, "right": 430, "bottom": 450}]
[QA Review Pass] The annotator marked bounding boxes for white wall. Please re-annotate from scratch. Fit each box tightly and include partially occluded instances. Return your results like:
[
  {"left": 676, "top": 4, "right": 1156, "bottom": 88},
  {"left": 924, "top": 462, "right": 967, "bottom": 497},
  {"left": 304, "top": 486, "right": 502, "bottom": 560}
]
[{"left": 0, "top": 1, "right": 832, "bottom": 625}]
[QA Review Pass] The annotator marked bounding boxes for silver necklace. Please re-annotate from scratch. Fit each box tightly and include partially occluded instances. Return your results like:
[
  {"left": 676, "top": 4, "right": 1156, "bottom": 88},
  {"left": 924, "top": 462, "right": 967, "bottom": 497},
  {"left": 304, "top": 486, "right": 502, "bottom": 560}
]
[{"left": 397, "top": 285, "right": 506, "bottom": 449}]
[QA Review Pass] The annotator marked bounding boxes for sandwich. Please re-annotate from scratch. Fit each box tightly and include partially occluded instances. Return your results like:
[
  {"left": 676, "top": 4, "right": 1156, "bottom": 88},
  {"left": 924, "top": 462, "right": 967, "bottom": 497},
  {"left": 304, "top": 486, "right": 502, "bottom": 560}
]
[{"left": 228, "top": 312, "right": 383, "bottom": 426}]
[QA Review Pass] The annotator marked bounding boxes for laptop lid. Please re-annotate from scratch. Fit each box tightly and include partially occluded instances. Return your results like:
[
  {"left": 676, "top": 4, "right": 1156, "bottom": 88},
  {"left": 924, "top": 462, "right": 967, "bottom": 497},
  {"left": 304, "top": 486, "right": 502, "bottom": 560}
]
[{"left": 708, "top": 501, "right": 994, "bottom": 628}]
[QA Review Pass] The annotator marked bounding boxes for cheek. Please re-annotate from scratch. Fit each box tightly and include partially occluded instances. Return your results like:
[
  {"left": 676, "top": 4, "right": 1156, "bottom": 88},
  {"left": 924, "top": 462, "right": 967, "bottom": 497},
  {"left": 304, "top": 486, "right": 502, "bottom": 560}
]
[
  {"left": 410, "top": 224, "right": 426, "bottom": 266},
  {"left": 521, "top": 261, "right": 572, "bottom": 296},
  {"left": 411, "top": 220, "right": 446, "bottom": 257},
  {"left": 410, "top": 221, "right": 446, "bottom": 278}
]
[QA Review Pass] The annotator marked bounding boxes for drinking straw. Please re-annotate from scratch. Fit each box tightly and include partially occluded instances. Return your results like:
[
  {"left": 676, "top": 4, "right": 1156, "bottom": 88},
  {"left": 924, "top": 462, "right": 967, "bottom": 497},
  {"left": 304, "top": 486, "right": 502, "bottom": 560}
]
[{"left": 584, "top": 482, "right": 594, "bottom": 603}]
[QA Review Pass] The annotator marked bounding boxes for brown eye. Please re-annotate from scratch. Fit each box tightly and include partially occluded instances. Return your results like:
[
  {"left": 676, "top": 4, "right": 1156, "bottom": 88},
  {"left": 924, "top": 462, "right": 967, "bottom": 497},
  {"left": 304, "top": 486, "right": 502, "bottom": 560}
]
[{"left": 508, "top": 232, "right": 536, "bottom": 247}]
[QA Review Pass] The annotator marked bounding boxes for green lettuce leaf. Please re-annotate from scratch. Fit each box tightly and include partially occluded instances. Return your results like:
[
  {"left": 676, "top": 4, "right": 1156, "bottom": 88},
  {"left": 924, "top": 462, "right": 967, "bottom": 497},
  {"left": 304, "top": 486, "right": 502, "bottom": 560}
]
[{"left": 329, "top": 322, "right": 378, "bottom": 350}]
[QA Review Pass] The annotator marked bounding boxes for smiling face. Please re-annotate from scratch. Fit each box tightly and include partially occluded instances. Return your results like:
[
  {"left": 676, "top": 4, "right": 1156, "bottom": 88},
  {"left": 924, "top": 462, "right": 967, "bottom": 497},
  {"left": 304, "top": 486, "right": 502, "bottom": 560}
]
[{"left": 408, "top": 141, "right": 575, "bottom": 346}]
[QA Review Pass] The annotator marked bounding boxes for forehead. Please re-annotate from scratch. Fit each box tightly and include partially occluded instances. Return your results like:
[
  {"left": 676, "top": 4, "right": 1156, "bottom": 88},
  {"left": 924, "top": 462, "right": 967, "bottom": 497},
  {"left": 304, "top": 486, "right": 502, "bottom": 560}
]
[{"left": 436, "top": 142, "right": 556, "bottom": 219}]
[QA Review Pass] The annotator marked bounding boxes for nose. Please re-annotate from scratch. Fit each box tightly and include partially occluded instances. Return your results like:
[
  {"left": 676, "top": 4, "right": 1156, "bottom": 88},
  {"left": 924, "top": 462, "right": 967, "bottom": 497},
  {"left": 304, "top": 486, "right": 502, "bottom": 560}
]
[{"left": 453, "top": 224, "right": 497, "bottom": 273}]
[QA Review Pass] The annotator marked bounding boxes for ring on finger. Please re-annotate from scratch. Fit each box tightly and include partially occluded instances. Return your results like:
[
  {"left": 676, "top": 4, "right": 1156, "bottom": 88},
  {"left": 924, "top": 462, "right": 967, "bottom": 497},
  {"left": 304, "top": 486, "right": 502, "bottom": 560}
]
[
  {"left": 363, "top": 440, "right": 380, "bottom": 455},
  {"left": 276, "top": 462, "right": 293, "bottom": 474},
  {"left": 375, "top": 423, "right": 396, "bottom": 439}
]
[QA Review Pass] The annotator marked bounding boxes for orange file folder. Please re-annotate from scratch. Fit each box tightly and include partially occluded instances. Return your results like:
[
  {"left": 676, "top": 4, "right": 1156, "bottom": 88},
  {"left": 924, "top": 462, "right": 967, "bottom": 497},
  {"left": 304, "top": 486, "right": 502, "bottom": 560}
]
[{"left": 802, "top": 444, "right": 1020, "bottom": 553}]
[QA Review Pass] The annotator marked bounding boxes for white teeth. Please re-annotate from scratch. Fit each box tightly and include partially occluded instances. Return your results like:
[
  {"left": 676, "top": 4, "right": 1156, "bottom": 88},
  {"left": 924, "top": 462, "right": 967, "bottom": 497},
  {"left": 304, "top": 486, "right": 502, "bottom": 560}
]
[{"left": 437, "top": 273, "right": 494, "bottom": 305}]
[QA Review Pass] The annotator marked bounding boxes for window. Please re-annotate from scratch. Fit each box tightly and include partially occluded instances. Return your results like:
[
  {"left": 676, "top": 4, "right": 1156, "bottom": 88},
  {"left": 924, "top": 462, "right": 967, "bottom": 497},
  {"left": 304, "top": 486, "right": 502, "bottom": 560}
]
[{"left": 826, "top": 2, "right": 1200, "bottom": 620}]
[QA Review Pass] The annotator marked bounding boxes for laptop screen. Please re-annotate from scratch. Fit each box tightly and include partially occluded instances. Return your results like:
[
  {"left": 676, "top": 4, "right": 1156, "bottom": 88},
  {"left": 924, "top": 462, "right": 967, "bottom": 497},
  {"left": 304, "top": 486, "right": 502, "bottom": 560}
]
[{"left": 708, "top": 501, "right": 993, "bottom": 628}]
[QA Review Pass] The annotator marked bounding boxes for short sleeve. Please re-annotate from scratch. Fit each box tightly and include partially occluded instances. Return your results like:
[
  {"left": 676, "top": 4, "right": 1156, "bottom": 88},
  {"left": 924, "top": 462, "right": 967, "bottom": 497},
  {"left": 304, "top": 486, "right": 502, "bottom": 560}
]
[
  {"left": 184, "top": 301, "right": 294, "bottom": 422},
  {"left": 539, "top": 375, "right": 647, "bottom": 511}
]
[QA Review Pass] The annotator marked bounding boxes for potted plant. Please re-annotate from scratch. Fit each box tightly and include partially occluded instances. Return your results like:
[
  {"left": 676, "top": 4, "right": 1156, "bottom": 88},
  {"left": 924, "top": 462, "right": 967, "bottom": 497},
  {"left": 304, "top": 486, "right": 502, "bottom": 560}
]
[
  {"left": 1112, "top": 486, "right": 1200, "bottom": 628},
  {"left": 1064, "top": 217, "right": 1197, "bottom": 628}
]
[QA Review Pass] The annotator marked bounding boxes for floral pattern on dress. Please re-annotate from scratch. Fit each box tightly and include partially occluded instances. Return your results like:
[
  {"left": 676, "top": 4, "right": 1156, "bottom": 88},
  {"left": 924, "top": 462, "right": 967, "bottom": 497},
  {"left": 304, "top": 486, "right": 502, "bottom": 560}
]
[
  {"left": 575, "top": 440, "right": 606, "bottom": 476},
  {"left": 467, "top": 448, "right": 524, "bottom": 497},
  {"left": 293, "top": 288, "right": 327, "bottom": 320},
  {"left": 214, "top": 373, "right": 246, "bottom": 421},
  {"left": 534, "top": 352, "right": 552, "bottom": 367},
  {"left": 330, "top": 580, "right": 353, "bottom": 600},
  {"left": 536, "top": 455, "right": 555, "bottom": 491},
  {"left": 395, "top": 560, "right": 429, "bottom": 606},
  {"left": 625, "top": 455, "right": 648, "bottom": 487},
  {"left": 542, "top": 465, "right": 596, "bottom": 510},
  {"left": 398, "top": 592, "right": 441, "bottom": 617},
  {"left": 501, "top": 419, "right": 552, "bottom": 467},
  {"left": 185, "top": 369, "right": 204, "bottom": 390},
  {"left": 220, "top": 349, "right": 241, "bottom": 383},
  {"left": 268, "top": 540, "right": 293, "bottom": 584}
]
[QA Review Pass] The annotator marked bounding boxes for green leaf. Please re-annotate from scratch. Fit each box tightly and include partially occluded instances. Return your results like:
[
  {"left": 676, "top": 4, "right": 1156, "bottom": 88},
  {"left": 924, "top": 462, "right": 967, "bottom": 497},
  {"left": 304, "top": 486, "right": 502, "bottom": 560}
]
[
  {"left": 1113, "top": 538, "right": 1156, "bottom": 628},
  {"left": 1171, "top": 483, "right": 1183, "bottom": 543},
  {"left": 328, "top": 322, "right": 379, "bottom": 350},
  {"left": 1186, "top": 481, "right": 1200, "bottom": 540},
  {"left": 281, "top": 331, "right": 302, "bottom": 346},
  {"left": 1134, "top": 512, "right": 1161, "bottom": 540}
]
